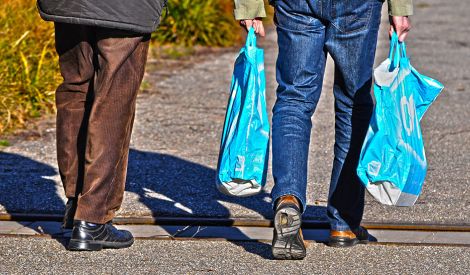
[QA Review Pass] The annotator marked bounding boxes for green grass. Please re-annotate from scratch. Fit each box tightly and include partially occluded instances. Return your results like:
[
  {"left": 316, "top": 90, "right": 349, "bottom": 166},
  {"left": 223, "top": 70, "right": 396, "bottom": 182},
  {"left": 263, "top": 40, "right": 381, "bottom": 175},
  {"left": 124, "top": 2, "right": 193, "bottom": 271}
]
[{"left": 0, "top": 140, "right": 10, "bottom": 147}]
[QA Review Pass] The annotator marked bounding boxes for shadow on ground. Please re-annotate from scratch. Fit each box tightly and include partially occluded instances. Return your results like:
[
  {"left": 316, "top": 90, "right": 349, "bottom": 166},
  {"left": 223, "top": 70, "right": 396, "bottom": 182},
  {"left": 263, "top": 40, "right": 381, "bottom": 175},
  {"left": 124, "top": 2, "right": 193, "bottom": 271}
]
[
  {"left": 0, "top": 149, "right": 328, "bottom": 255},
  {"left": 0, "top": 152, "right": 68, "bottom": 247},
  {"left": 126, "top": 149, "right": 275, "bottom": 218},
  {"left": 126, "top": 149, "right": 327, "bottom": 220},
  {"left": 126, "top": 149, "right": 327, "bottom": 257}
]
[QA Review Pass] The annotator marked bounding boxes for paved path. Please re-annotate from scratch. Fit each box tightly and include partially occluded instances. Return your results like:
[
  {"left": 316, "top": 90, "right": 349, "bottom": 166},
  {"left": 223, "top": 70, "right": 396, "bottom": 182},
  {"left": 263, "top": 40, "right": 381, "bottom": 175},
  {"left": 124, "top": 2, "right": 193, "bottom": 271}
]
[
  {"left": 1, "top": 236, "right": 469, "bottom": 274},
  {"left": 1, "top": 1, "right": 469, "bottom": 225},
  {"left": 2, "top": 221, "right": 469, "bottom": 246}
]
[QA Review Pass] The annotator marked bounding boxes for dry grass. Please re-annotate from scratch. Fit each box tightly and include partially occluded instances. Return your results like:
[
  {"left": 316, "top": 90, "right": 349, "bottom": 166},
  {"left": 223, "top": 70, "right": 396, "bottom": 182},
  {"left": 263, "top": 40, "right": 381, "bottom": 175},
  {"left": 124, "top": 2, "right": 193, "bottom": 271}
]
[{"left": 0, "top": 0, "right": 60, "bottom": 135}]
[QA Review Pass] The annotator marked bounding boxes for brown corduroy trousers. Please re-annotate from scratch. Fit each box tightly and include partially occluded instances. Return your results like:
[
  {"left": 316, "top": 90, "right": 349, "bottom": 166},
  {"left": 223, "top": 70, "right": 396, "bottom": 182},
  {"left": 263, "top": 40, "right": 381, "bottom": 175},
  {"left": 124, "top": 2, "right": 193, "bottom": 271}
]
[{"left": 54, "top": 23, "right": 150, "bottom": 224}]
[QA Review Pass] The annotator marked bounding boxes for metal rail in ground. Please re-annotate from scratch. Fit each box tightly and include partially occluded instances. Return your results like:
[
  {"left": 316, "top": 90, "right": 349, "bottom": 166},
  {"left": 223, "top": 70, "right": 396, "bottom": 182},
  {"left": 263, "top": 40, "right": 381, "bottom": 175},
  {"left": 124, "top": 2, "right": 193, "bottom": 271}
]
[
  {"left": 1, "top": 213, "right": 469, "bottom": 232},
  {"left": 0, "top": 213, "right": 469, "bottom": 247}
]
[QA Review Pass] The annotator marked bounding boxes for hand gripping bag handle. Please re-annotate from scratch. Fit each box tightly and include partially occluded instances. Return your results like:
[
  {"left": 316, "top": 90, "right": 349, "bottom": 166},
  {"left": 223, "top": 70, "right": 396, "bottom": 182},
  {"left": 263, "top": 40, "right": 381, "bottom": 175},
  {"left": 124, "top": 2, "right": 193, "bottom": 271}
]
[
  {"left": 245, "top": 27, "right": 257, "bottom": 48},
  {"left": 388, "top": 32, "right": 408, "bottom": 69},
  {"left": 243, "top": 27, "right": 258, "bottom": 62}
]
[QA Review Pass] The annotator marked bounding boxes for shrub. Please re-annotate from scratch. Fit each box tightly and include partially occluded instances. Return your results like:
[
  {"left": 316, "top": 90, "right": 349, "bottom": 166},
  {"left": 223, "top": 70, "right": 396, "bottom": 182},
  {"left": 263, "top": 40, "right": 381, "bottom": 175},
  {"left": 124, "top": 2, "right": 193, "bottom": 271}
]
[{"left": 152, "top": 0, "right": 241, "bottom": 46}]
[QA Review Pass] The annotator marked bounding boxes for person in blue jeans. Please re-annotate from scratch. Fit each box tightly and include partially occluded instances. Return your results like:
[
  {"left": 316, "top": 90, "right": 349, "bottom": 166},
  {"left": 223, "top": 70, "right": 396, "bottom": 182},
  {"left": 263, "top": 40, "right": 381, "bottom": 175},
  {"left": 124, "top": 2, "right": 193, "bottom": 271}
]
[{"left": 234, "top": 0, "right": 412, "bottom": 259}]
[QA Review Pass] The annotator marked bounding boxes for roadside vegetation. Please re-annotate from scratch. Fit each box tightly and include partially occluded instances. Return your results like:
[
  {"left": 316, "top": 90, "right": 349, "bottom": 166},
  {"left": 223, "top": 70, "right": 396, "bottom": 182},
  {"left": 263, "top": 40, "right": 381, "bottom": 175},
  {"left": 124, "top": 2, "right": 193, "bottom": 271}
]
[
  {"left": 154, "top": 0, "right": 239, "bottom": 46},
  {"left": 0, "top": 0, "right": 59, "bottom": 136},
  {"left": 0, "top": 0, "right": 243, "bottom": 137}
]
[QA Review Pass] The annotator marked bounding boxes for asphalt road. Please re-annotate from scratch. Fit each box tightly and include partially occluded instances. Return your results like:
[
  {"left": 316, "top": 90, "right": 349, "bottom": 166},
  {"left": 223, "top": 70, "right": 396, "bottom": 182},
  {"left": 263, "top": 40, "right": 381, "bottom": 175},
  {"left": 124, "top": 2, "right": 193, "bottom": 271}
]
[{"left": 0, "top": 0, "right": 469, "bottom": 225}]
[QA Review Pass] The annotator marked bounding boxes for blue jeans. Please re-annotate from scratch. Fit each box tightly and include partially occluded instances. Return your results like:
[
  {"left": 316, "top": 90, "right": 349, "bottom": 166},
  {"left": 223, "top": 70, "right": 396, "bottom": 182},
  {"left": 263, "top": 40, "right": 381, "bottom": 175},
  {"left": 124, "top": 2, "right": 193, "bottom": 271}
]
[{"left": 271, "top": 0, "right": 383, "bottom": 231}]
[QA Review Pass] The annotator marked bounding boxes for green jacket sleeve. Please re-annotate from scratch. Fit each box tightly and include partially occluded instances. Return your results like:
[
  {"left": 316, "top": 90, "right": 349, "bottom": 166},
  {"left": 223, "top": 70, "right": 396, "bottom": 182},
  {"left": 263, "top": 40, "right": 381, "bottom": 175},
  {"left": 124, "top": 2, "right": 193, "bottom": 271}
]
[
  {"left": 388, "top": 0, "right": 413, "bottom": 16},
  {"left": 233, "top": 0, "right": 266, "bottom": 20}
]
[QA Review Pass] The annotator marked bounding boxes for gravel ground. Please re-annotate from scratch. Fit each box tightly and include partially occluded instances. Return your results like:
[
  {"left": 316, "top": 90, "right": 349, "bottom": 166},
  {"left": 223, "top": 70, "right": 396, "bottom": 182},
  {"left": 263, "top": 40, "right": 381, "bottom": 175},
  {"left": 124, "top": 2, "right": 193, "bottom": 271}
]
[
  {"left": 0, "top": 236, "right": 469, "bottom": 274},
  {"left": 1, "top": 0, "right": 469, "bottom": 224}
]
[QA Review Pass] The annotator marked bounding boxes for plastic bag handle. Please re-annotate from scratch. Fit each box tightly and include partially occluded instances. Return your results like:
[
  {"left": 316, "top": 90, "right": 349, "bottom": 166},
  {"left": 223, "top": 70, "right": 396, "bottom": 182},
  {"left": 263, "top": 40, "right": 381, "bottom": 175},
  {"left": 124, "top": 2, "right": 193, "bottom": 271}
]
[
  {"left": 388, "top": 32, "right": 408, "bottom": 69},
  {"left": 388, "top": 32, "right": 400, "bottom": 68},
  {"left": 245, "top": 27, "right": 257, "bottom": 48},
  {"left": 400, "top": 41, "right": 407, "bottom": 60},
  {"left": 388, "top": 32, "right": 398, "bottom": 58}
]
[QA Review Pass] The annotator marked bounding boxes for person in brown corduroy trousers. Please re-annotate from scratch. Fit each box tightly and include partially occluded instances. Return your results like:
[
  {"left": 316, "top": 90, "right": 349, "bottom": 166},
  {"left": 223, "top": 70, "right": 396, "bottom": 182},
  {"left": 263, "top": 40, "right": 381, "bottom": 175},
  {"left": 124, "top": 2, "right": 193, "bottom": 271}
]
[
  {"left": 55, "top": 23, "right": 150, "bottom": 224},
  {"left": 54, "top": 23, "right": 150, "bottom": 250},
  {"left": 38, "top": 0, "right": 168, "bottom": 251}
]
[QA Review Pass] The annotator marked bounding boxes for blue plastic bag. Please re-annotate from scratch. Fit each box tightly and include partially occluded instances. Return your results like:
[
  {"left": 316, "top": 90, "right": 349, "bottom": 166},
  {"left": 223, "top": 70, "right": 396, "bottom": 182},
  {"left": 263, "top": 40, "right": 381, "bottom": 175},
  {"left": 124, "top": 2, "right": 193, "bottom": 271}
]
[
  {"left": 357, "top": 33, "right": 444, "bottom": 206},
  {"left": 216, "top": 28, "right": 270, "bottom": 197}
]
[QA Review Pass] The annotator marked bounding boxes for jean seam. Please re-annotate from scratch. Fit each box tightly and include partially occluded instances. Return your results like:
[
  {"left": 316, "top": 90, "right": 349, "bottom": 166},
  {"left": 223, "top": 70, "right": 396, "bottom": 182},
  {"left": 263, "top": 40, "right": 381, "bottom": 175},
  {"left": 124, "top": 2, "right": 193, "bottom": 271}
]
[
  {"left": 330, "top": 2, "right": 373, "bottom": 34},
  {"left": 274, "top": 17, "right": 325, "bottom": 34},
  {"left": 274, "top": 1, "right": 325, "bottom": 33}
]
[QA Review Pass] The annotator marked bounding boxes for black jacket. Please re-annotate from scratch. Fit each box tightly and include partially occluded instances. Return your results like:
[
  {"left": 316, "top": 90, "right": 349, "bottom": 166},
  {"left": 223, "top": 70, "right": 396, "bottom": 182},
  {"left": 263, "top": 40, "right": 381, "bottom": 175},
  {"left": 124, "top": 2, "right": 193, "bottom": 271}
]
[{"left": 37, "top": 0, "right": 167, "bottom": 33}]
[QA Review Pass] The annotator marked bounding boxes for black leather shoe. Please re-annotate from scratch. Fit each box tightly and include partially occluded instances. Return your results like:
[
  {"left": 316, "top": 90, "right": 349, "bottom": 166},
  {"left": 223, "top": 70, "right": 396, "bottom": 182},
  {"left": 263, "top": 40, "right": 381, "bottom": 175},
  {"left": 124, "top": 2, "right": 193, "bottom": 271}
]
[
  {"left": 272, "top": 195, "right": 306, "bottom": 260},
  {"left": 328, "top": 226, "right": 370, "bottom": 248},
  {"left": 68, "top": 220, "right": 134, "bottom": 251},
  {"left": 62, "top": 198, "right": 77, "bottom": 229}
]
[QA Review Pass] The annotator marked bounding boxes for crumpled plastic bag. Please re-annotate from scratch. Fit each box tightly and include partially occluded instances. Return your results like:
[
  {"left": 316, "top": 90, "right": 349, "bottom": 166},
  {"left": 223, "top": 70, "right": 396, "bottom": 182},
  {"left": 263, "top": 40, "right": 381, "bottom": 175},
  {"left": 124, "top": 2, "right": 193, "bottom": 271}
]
[
  {"left": 357, "top": 32, "right": 444, "bottom": 206},
  {"left": 216, "top": 28, "right": 270, "bottom": 197}
]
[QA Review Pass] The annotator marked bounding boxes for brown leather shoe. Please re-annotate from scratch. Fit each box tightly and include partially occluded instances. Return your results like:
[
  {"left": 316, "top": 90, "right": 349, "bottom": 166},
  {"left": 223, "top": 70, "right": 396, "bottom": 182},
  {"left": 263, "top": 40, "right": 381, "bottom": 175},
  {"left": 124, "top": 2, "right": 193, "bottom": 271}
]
[
  {"left": 272, "top": 195, "right": 306, "bottom": 260},
  {"left": 328, "top": 226, "right": 370, "bottom": 248}
]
